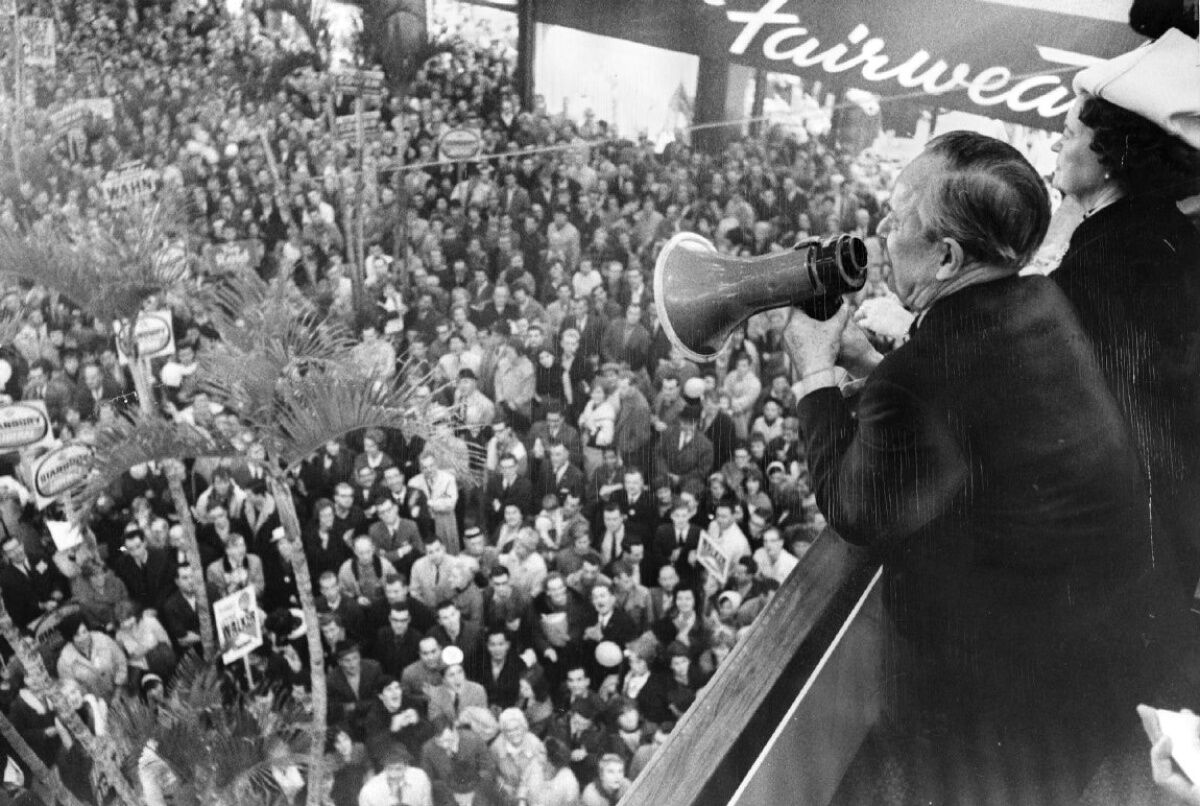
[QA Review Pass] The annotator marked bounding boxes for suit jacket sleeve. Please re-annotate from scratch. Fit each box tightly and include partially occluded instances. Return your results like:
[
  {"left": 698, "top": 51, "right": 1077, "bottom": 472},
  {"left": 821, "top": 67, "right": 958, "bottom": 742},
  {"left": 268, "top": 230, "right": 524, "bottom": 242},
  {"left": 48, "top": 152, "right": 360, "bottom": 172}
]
[{"left": 796, "top": 378, "right": 969, "bottom": 548}]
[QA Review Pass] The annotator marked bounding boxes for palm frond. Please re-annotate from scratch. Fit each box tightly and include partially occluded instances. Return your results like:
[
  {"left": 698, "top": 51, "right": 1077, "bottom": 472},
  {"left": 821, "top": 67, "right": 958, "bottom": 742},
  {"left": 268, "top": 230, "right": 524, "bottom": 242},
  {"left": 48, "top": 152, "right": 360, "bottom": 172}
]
[
  {"left": 107, "top": 655, "right": 314, "bottom": 806},
  {"left": 68, "top": 411, "right": 239, "bottom": 520},
  {"left": 0, "top": 196, "right": 194, "bottom": 324},
  {"left": 265, "top": 0, "right": 331, "bottom": 68},
  {"left": 0, "top": 311, "right": 26, "bottom": 346},
  {"left": 266, "top": 369, "right": 427, "bottom": 469}
]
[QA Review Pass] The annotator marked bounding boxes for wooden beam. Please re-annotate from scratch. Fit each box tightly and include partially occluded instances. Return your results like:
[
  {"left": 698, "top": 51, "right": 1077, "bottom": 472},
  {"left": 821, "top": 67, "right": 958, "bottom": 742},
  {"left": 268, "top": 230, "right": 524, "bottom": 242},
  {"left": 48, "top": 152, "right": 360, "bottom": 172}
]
[{"left": 622, "top": 530, "right": 879, "bottom": 806}]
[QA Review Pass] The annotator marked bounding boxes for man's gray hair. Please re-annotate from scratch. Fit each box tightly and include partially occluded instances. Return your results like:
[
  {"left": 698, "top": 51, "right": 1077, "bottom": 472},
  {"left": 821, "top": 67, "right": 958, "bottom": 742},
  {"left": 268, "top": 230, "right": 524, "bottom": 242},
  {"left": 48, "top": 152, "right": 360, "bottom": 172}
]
[{"left": 918, "top": 132, "right": 1051, "bottom": 272}]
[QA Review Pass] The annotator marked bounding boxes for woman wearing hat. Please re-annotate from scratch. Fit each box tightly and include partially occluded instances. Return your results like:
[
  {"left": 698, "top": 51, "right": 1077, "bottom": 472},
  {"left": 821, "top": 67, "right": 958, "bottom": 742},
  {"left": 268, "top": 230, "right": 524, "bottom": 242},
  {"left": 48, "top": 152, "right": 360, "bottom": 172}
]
[
  {"left": 426, "top": 646, "right": 487, "bottom": 725},
  {"left": 1051, "top": 33, "right": 1200, "bottom": 594}
]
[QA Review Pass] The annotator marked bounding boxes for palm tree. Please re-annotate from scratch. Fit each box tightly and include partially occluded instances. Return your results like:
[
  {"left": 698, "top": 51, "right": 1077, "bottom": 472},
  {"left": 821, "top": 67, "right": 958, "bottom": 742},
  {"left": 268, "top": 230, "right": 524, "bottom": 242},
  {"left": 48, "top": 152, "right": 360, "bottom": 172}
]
[
  {"left": 0, "top": 708, "right": 85, "bottom": 806},
  {"left": 0, "top": 590, "right": 140, "bottom": 805},
  {"left": 0, "top": 198, "right": 221, "bottom": 658},
  {"left": 106, "top": 654, "right": 312, "bottom": 806},
  {"left": 194, "top": 272, "right": 466, "bottom": 805}
]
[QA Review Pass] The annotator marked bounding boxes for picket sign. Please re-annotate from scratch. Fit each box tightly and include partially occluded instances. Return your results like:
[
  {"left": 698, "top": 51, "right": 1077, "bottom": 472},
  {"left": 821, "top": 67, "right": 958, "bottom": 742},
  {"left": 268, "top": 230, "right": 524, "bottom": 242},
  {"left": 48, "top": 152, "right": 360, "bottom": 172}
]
[{"left": 113, "top": 309, "right": 175, "bottom": 364}]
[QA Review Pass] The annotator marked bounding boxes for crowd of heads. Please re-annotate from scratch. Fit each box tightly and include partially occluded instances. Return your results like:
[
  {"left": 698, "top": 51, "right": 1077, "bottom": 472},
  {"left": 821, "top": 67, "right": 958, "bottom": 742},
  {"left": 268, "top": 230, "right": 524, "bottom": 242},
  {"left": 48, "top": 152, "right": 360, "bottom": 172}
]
[{"left": 0, "top": 0, "right": 912, "bottom": 803}]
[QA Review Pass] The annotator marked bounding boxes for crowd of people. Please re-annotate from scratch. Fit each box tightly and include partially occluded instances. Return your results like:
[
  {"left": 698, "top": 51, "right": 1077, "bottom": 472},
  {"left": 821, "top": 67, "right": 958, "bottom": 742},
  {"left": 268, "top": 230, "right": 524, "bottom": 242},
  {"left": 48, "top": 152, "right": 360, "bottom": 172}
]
[{"left": 0, "top": 0, "right": 913, "bottom": 804}]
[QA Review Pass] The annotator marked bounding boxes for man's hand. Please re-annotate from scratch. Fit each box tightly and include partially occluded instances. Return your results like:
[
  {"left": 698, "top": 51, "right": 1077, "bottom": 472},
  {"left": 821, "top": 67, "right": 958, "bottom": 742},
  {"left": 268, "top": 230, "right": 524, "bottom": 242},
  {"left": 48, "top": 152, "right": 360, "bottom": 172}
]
[
  {"left": 1140, "top": 704, "right": 1200, "bottom": 805},
  {"left": 181, "top": 631, "right": 201, "bottom": 646},
  {"left": 783, "top": 305, "right": 850, "bottom": 378},
  {"left": 838, "top": 319, "right": 884, "bottom": 379},
  {"left": 1151, "top": 736, "right": 1200, "bottom": 805},
  {"left": 543, "top": 648, "right": 558, "bottom": 663},
  {"left": 583, "top": 624, "right": 603, "bottom": 642}
]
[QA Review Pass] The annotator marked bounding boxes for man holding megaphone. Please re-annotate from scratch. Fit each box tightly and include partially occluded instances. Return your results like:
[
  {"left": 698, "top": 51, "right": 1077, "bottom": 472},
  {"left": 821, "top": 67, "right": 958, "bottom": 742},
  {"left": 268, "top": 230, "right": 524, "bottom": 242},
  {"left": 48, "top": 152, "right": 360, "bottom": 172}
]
[{"left": 777, "top": 133, "right": 1181, "bottom": 803}]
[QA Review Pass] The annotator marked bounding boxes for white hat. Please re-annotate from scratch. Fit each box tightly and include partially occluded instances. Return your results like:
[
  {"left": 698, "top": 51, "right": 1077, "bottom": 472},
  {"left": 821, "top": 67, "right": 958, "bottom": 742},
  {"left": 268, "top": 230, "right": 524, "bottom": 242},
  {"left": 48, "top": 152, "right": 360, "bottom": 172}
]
[
  {"left": 442, "top": 645, "right": 465, "bottom": 668},
  {"left": 1073, "top": 29, "right": 1200, "bottom": 150}
]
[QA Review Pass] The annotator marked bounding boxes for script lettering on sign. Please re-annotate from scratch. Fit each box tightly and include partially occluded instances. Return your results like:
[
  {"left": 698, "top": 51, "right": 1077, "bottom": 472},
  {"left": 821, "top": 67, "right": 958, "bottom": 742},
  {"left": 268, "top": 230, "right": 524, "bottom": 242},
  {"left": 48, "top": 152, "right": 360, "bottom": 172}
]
[{"left": 724, "top": 0, "right": 1079, "bottom": 120}]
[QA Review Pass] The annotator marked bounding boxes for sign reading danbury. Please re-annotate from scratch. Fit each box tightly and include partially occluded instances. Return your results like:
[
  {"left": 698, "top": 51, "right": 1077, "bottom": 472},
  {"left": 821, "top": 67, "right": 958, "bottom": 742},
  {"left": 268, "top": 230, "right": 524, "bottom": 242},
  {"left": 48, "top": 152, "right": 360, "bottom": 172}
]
[
  {"left": 0, "top": 401, "right": 54, "bottom": 452},
  {"left": 114, "top": 309, "right": 175, "bottom": 363},
  {"left": 28, "top": 443, "right": 94, "bottom": 505}
]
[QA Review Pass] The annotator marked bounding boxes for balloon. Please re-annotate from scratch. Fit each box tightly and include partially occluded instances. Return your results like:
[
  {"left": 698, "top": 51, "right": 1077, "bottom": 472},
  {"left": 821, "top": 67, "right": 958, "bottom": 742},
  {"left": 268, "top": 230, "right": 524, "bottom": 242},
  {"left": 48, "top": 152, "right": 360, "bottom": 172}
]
[{"left": 595, "top": 640, "right": 623, "bottom": 668}]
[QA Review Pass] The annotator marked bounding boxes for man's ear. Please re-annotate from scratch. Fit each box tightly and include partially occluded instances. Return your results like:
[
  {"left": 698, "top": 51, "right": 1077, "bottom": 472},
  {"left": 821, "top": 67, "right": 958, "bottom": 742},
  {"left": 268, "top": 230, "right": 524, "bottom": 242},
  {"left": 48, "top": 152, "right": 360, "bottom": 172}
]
[{"left": 933, "top": 238, "right": 966, "bottom": 281}]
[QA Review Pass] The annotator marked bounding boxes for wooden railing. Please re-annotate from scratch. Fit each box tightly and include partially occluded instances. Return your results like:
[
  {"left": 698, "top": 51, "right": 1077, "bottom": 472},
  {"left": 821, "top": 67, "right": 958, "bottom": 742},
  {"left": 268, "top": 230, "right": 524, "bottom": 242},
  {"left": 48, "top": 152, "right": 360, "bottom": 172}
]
[{"left": 623, "top": 530, "right": 882, "bottom": 806}]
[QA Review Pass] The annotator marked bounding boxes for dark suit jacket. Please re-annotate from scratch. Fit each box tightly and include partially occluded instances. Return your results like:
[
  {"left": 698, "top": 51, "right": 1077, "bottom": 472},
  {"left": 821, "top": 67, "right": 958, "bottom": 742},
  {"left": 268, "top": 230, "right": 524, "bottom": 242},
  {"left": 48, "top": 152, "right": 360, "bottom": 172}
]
[
  {"left": 300, "top": 450, "right": 355, "bottom": 501},
  {"left": 477, "top": 654, "right": 527, "bottom": 710},
  {"left": 582, "top": 608, "right": 638, "bottom": 681},
  {"left": 600, "top": 320, "right": 652, "bottom": 373},
  {"left": 702, "top": 411, "right": 738, "bottom": 474},
  {"left": 560, "top": 313, "right": 607, "bottom": 361},
  {"left": 328, "top": 658, "right": 385, "bottom": 729},
  {"left": 112, "top": 547, "right": 178, "bottom": 611},
  {"left": 0, "top": 556, "right": 68, "bottom": 629},
  {"left": 610, "top": 490, "right": 658, "bottom": 545},
  {"left": 484, "top": 476, "right": 535, "bottom": 530},
  {"left": 161, "top": 589, "right": 202, "bottom": 653},
  {"left": 1052, "top": 195, "right": 1200, "bottom": 587},
  {"left": 429, "top": 622, "right": 485, "bottom": 680},
  {"left": 652, "top": 524, "right": 702, "bottom": 585},
  {"left": 72, "top": 378, "right": 123, "bottom": 421},
  {"left": 536, "top": 462, "right": 587, "bottom": 505},
  {"left": 373, "top": 627, "right": 424, "bottom": 677},
  {"left": 526, "top": 421, "right": 584, "bottom": 470},
  {"left": 797, "top": 274, "right": 1173, "bottom": 721},
  {"left": 655, "top": 427, "right": 714, "bottom": 489}
]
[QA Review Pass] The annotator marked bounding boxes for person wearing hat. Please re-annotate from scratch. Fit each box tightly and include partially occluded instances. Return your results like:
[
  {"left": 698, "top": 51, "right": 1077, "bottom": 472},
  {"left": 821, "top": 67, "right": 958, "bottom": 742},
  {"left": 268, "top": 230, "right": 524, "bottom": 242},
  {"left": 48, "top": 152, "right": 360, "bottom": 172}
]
[
  {"left": 357, "top": 742, "right": 433, "bottom": 806},
  {"left": 1051, "top": 34, "right": 1200, "bottom": 597},
  {"left": 426, "top": 645, "right": 487, "bottom": 725},
  {"left": 654, "top": 402, "right": 714, "bottom": 491},
  {"left": 453, "top": 367, "right": 496, "bottom": 439}
]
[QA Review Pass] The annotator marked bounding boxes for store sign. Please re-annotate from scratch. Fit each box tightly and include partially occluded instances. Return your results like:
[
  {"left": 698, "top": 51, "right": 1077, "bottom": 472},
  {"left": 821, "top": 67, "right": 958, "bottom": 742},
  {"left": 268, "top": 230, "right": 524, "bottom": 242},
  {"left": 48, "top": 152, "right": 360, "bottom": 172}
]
[
  {"left": 0, "top": 401, "right": 53, "bottom": 452},
  {"left": 535, "top": 0, "right": 1145, "bottom": 128},
  {"left": 30, "top": 443, "right": 93, "bottom": 501},
  {"left": 439, "top": 128, "right": 482, "bottom": 161},
  {"left": 114, "top": 309, "right": 176, "bottom": 363}
]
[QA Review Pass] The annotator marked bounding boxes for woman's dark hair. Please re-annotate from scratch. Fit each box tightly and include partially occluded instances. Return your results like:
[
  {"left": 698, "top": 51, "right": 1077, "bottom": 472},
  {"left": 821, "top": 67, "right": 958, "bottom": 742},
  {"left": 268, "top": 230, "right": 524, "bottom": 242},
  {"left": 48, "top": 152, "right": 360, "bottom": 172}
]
[
  {"left": 1078, "top": 94, "right": 1200, "bottom": 201},
  {"left": 521, "top": 665, "right": 551, "bottom": 701},
  {"left": 544, "top": 736, "right": 572, "bottom": 770}
]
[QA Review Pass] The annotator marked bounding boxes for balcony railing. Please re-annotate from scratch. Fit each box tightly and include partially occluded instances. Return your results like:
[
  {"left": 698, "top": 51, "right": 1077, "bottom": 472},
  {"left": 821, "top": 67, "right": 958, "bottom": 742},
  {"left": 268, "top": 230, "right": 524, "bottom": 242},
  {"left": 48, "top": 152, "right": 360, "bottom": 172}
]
[{"left": 623, "top": 530, "right": 882, "bottom": 806}]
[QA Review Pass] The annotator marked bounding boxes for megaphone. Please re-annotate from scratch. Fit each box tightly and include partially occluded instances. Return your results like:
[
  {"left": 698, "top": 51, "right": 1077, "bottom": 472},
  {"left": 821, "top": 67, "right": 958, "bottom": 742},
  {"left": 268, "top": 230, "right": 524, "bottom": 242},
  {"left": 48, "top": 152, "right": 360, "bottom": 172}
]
[{"left": 653, "top": 232, "right": 869, "bottom": 362}]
